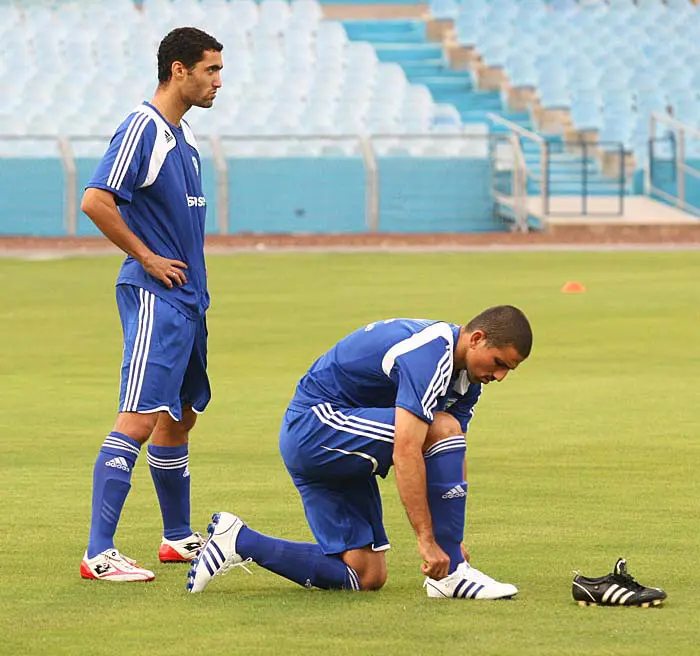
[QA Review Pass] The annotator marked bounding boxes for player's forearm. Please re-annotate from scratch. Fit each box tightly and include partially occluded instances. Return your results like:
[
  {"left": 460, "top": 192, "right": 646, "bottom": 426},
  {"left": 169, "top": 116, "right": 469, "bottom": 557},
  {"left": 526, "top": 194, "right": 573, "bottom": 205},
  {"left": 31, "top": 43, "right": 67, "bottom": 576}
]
[
  {"left": 393, "top": 446, "right": 435, "bottom": 542},
  {"left": 81, "top": 189, "right": 154, "bottom": 264}
]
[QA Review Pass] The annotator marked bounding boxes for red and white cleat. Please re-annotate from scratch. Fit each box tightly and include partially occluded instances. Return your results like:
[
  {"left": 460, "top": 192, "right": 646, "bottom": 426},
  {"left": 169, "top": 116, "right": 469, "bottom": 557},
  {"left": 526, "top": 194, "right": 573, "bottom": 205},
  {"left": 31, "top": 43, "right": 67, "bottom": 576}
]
[
  {"left": 80, "top": 549, "right": 155, "bottom": 582},
  {"left": 159, "top": 532, "right": 206, "bottom": 563}
]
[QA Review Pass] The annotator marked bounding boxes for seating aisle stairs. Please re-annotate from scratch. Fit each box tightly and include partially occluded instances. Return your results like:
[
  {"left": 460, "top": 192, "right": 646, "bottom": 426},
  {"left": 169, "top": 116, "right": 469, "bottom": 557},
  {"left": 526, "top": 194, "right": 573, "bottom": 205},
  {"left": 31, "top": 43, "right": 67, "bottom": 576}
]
[{"left": 341, "top": 18, "right": 633, "bottom": 197}]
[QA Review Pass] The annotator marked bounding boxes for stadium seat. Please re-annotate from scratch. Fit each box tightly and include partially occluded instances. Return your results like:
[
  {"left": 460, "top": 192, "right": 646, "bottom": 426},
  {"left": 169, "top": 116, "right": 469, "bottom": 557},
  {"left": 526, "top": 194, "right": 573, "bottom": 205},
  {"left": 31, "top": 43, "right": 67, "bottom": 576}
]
[{"left": 443, "top": 0, "right": 700, "bottom": 159}]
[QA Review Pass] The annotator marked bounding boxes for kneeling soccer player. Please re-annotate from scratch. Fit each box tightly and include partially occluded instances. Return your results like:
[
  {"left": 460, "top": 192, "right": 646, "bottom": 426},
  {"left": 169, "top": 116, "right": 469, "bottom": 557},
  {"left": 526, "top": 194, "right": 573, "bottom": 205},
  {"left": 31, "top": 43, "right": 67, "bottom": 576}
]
[{"left": 189, "top": 306, "right": 532, "bottom": 598}]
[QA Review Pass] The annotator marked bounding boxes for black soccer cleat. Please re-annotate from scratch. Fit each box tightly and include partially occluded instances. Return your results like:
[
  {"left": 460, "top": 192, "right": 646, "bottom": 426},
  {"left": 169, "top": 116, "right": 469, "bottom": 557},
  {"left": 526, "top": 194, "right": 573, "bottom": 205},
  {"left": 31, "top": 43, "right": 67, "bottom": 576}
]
[{"left": 572, "top": 558, "right": 667, "bottom": 607}]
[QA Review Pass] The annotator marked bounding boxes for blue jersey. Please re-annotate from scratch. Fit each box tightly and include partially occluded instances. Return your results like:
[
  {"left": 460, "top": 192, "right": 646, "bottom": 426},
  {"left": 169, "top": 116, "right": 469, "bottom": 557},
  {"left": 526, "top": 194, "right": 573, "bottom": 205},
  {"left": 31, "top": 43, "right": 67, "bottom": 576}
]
[
  {"left": 87, "top": 101, "right": 209, "bottom": 319},
  {"left": 291, "top": 319, "right": 482, "bottom": 431}
]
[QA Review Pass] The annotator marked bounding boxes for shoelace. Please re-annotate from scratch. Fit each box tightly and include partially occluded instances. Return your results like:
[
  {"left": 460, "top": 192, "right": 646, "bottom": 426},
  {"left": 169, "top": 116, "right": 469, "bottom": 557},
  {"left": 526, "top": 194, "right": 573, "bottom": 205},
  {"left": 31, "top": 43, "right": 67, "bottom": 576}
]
[
  {"left": 462, "top": 565, "right": 497, "bottom": 585},
  {"left": 614, "top": 571, "right": 644, "bottom": 591},
  {"left": 105, "top": 550, "right": 137, "bottom": 569},
  {"left": 220, "top": 557, "right": 254, "bottom": 577}
]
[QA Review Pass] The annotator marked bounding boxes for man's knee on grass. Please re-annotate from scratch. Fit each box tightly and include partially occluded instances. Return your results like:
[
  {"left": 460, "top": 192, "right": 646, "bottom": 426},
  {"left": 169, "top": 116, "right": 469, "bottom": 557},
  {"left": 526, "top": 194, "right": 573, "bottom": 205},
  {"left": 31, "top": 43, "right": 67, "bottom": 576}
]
[{"left": 342, "top": 548, "right": 388, "bottom": 591}]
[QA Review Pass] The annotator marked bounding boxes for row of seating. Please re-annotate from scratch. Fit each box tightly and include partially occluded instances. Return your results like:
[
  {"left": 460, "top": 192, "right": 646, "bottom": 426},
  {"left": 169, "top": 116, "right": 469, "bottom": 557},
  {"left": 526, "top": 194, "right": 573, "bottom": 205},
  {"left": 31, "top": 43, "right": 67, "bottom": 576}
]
[
  {"left": 0, "top": 0, "right": 483, "bottom": 141},
  {"left": 429, "top": 0, "right": 700, "bottom": 160},
  {"left": 432, "top": 0, "right": 692, "bottom": 22}
]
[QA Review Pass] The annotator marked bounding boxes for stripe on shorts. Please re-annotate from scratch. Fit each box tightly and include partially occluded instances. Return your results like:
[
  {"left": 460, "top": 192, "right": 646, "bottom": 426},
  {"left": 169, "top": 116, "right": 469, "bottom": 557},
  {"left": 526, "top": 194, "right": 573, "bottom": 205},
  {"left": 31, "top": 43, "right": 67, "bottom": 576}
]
[{"left": 122, "top": 288, "right": 156, "bottom": 412}]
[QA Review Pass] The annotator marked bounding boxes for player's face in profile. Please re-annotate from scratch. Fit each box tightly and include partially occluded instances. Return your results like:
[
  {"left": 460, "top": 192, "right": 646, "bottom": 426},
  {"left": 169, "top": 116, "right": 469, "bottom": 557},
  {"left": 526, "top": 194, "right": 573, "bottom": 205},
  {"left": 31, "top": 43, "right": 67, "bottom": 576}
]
[
  {"left": 466, "top": 336, "right": 523, "bottom": 385},
  {"left": 185, "top": 50, "right": 223, "bottom": 108}
]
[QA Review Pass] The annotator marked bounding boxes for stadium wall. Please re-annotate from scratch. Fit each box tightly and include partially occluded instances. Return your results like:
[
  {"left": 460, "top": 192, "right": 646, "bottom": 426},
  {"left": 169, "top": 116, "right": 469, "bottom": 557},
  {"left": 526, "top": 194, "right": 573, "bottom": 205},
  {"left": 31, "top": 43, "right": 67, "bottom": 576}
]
[{"left": 0, "top": 156, "right": 495, "bottom": 235}]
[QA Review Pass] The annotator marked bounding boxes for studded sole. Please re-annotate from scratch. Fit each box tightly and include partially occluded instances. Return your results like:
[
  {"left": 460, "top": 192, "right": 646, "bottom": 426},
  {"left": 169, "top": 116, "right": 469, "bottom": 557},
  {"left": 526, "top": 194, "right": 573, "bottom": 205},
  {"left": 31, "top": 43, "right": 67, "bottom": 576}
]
[
  {"left": 185, "top": 513, "right": 222, "bottom": 592},
  {"left": 577, "top": 599, "right": 664, "bottom": 607}
]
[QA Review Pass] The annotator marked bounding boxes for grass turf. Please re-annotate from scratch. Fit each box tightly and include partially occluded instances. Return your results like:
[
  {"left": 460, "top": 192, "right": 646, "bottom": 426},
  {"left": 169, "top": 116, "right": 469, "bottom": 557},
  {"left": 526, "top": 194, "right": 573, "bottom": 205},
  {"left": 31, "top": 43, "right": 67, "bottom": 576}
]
[{"left": 1, "top": 251, "right": 698, "bottom": 655}]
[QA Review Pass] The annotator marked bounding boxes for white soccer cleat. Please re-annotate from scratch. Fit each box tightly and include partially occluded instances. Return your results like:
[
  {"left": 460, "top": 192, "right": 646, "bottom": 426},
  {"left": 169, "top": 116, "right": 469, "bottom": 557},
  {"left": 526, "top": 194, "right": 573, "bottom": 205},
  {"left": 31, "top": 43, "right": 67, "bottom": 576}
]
[
  {"left": 424, "top": 561, "right": 518, "bottom": 600},
  {"left": 159, "top": 532, "right": 206, "bottom": 563},
  {"left": 186, "top": 512, "right": 251, "bottom": 593},
  {"left": 80, "top": 549, "right": 155, "bottom": 582}
]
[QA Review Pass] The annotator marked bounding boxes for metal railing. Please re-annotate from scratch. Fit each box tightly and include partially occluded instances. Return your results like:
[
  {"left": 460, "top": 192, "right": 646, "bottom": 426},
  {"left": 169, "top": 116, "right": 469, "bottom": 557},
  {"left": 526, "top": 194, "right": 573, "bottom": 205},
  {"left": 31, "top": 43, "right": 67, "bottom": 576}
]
[
  {"left": 487, "top": 112, "right": 545, "bottom": 232},
  {"left": 486, "top": 114, "right": 629, "bottom": 222},
  {"left": 647, "top": 112, "right": 700, "bottom": 217},
  {"left": 0, "top": 132, "right": 491, "bottom": 235},
  {"left": 542, "top": 140, "right": 627, "bottom": 217}
]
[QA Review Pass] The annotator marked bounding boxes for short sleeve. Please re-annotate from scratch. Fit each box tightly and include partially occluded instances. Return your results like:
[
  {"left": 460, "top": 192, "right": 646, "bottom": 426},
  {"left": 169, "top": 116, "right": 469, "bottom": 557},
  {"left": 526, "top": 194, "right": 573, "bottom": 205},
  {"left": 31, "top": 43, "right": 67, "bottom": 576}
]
[
  {"left": 391, "top": 337, "right": 454, "bottom": 424},
  {"left": 87, "top": 111, "right": 155, "bottom": 204}
]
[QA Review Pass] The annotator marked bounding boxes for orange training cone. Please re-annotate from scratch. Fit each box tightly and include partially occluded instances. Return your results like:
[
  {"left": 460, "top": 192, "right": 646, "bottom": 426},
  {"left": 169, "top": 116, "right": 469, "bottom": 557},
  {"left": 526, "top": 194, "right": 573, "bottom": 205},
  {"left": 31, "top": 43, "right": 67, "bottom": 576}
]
[{"left": 561, "top": 281, "right": 586, "bottom": 294}]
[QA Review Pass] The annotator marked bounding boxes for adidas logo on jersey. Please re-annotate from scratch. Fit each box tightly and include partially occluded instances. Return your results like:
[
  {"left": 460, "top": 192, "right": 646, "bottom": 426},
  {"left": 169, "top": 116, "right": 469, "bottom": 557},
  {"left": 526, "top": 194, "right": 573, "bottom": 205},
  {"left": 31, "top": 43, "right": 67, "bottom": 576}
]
[
  {"left": 164, "top": 130, "right": 174, "bottom": 143},
  {"left": 442, "top": 485, "right": 466, "bottom": 499},
  {"left": 105, "top": 457, "right": 130, "bottom": 472}
]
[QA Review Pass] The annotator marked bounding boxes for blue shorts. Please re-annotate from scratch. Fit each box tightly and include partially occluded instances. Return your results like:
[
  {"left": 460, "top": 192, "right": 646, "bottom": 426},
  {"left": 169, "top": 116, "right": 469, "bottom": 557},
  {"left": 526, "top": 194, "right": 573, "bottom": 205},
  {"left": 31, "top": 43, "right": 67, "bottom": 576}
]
[
  {"left": 116, "top": 284, "right": 210, "bottom": 421},
  {"left": 279, "top": 402, "right": 396, "bottom": 555}
]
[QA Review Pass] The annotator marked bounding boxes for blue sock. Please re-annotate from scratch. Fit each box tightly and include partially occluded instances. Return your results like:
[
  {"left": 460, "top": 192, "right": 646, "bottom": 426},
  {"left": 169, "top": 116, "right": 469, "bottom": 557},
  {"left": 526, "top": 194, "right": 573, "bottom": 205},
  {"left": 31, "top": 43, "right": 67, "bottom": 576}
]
[
  {"left": 147, "top": 444, "right": 191, "bottom": 540},
  {"left": 236, "top": 527, "right": 361, "bottom": 590},
  {"left": 425, "top": 436, "right": 467, "bottom": 574},
  {"left": 87, "top": 432, "right": 141, "bottom": 558}
]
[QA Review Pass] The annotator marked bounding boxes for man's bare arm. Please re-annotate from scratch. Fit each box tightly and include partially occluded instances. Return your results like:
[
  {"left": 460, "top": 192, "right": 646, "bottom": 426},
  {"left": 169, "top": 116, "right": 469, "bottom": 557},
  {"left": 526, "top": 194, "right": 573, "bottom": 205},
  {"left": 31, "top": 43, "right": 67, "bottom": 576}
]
[
  {"left": 393, "top": 407, "right": 450, "bottom": 580},
  {"left": 81, "top": 188, "right": 187, "bottom": 289}
]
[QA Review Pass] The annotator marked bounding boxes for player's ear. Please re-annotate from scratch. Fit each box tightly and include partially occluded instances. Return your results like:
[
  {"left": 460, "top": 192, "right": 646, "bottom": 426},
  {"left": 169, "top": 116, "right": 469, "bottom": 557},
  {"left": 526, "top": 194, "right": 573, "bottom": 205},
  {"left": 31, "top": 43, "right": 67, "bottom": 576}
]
[
  {"left": 468, "top": 329, "right": 486, "bottom": 348},
  {"left": 172, "top": 60, "right": 186, "bottom": 80}
]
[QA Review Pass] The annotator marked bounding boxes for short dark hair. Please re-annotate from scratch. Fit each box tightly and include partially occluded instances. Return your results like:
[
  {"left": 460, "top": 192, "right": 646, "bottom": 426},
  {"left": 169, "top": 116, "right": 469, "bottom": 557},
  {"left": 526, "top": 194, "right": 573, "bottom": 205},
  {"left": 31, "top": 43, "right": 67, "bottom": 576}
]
[
  {"left": 157, "top": 27, "right": 223, "bottom": 83},
  {"left": 466, "top": 305, "right": 533, "bottom": 359}
]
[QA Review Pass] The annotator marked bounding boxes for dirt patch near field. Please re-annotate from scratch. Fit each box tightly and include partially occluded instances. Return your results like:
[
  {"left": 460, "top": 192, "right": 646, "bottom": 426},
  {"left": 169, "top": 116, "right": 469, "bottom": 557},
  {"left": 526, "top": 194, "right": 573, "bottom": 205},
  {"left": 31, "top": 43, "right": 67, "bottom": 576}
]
[{"left": 2, "top": 225, "right": 700, "bottom": 257}]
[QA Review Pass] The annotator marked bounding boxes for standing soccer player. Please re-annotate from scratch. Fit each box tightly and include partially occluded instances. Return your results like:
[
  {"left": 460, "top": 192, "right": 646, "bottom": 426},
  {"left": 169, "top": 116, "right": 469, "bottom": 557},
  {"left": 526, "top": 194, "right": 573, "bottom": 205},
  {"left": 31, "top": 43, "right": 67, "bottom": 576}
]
[
  {"left": 79, "top": 28, "right": 223, "bottom": 582},
  {"left": 188, "top": 306, "right": 532, "bottom": 598}
]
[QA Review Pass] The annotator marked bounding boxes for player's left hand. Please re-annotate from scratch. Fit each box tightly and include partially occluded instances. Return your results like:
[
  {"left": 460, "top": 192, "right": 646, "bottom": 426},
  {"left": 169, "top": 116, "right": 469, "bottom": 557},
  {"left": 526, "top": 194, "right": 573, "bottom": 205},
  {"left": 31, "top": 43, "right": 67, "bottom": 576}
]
[{"left": 460, "top": 542, "right": 471, "bottom": 563}]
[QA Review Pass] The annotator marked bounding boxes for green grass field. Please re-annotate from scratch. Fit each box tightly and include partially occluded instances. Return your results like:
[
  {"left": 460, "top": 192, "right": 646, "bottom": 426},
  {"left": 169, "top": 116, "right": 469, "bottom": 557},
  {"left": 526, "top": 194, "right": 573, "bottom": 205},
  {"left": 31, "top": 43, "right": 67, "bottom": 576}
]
[{"left": 1, "top": 251, "right": 699, "bottom": 655}]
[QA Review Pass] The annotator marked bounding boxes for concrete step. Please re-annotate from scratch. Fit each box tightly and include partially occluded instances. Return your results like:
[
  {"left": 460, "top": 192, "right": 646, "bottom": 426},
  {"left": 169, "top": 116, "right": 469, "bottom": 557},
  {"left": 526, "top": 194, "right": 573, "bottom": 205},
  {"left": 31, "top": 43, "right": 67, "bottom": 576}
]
[
  {"left": 342, "top": 23, "right": 426, "bottom": 46},
  {"left": 523, "top": 152, "right": 599, "bottom": 163},
  {"left": 417, "top": 76, "right": 473, "bottom": 93},
  {"left": 341, "top": 19, "right": 425, "bottom": 39},
  {"left": 373, "top": 43, "right": 445, "bottom": 62},
  {"left": 526, "top": 161, "right": 601, "bottom": 173},
  {"left": 447, "top": 95, "right": 503, "bottom": 112},
  {"left": 401, "top": 60, "right": 449, "bottom": 76},
  {"left": 528, "top": 185, "right": 634, "bottom": 196}
]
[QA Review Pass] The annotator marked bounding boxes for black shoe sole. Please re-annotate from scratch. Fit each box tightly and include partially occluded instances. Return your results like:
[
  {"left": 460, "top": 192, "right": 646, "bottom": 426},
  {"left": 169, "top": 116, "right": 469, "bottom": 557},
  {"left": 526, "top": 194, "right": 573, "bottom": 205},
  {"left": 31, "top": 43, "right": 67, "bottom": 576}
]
[{"left": 576, "top": 599, "right": 664, "bottom": 607}]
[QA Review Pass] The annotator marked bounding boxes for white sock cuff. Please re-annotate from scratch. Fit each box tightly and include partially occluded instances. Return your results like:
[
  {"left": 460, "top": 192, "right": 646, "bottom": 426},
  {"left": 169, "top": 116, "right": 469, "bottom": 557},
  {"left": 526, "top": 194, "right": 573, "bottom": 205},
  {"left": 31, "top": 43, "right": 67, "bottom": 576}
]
[
  {"left": 102, "top": 435, "right": 141, "bottom": 459},
  {"left": 424, "top": 435, "right": 466, "bottom": 459},
  {"left": 146, "top": 453, "right": 189, "bottom": 470}
]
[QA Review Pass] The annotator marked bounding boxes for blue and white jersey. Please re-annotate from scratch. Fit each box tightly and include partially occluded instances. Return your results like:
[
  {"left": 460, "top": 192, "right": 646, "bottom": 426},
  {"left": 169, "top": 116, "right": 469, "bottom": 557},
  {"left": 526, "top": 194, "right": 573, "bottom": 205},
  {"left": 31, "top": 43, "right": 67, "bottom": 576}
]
[
  {"left": 291, "top": 319, "right": 482, "bottom": 429},
  {"left": 87, "top": 101, "right": 209, "bottom": 319}
]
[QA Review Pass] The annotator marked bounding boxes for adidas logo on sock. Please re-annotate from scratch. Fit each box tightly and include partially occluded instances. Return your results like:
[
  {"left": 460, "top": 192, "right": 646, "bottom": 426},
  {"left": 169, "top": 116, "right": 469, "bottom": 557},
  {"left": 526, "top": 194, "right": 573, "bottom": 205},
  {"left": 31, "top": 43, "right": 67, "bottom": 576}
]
[
  {"left": 442, "top": 485, "right": 466, "bottom": 499},
  {"left": 105, "top": 457, "right": 130, "bottom": 472}
]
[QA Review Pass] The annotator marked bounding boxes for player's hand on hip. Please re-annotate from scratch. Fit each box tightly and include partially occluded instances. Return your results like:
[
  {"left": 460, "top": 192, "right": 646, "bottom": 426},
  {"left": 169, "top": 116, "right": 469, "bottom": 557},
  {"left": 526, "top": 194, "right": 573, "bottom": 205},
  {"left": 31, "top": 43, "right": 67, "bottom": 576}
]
[
  {"left": 142, "top": 253, "right": 188, "bottom": 288},
  {"left": 418, "top": 538, "right": 450, "bottom": 580}
]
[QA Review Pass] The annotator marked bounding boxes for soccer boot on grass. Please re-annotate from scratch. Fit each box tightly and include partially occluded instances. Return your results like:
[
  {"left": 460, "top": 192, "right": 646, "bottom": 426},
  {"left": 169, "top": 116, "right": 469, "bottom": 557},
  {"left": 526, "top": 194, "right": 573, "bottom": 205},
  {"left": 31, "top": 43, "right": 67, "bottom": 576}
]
[
  {"left": 424, "top": 561, "right": 518, "bottom": 600},
  {"left": 186, "top": 512, "right": 252, "bottom": 593},
  {"left": 572, "top": 558, "right": 667, "bottom": 607},
  {"left": 159, "top": 532, "right": 206, "bottom": 563},
  {"left": 80, "top": 549, "right": 155, "bottom": 582}
]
